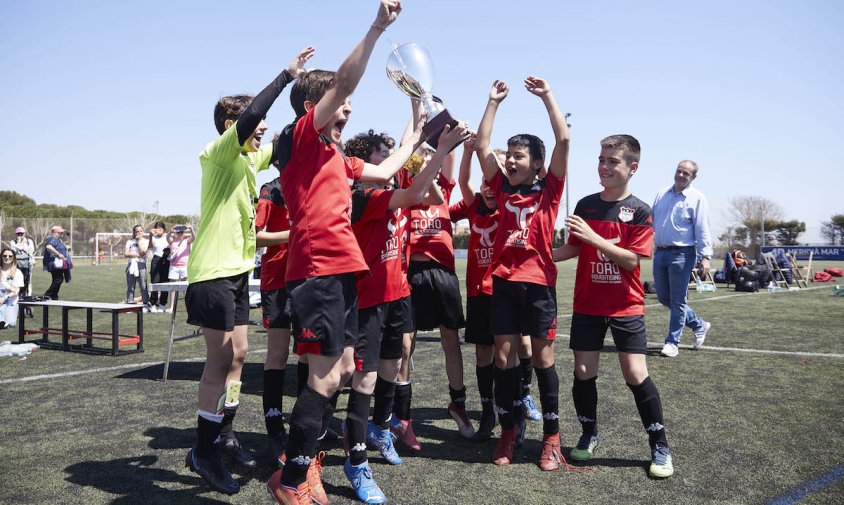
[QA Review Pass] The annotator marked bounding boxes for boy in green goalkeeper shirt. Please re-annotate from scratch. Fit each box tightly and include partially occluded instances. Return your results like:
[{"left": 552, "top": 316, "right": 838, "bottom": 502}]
[{"left": 183, "top": 46, "right": 314, "bottom": 496}]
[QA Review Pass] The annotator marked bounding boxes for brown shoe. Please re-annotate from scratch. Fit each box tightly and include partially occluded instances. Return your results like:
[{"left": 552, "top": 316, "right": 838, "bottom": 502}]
[
  {"left": 493, "top": 424, "right": 519, "bottom": 466},
  {"left": 539, "top": 433, "right": 563, "bottom": 471}
]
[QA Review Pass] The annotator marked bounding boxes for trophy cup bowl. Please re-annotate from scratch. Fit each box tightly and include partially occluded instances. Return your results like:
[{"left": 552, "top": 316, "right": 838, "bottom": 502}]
[{"left": 386, "top": 43, "right": 460, "bottom": 150}]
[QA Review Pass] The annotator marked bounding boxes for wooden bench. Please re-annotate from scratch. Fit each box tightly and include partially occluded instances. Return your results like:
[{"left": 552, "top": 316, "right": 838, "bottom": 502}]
[{"left": 17, "top": 300, "right": 144, "bottom": 355}]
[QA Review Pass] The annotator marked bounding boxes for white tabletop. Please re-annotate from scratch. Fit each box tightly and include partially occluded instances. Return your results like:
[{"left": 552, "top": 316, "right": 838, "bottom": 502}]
[{"left": 19, "top": 300, "right": 140, "bottom": 310}]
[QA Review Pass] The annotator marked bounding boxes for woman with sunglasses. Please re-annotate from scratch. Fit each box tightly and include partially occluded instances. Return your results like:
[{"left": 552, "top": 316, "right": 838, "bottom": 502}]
[
  {"left": 9, "top": 226, "right": 35, "bottom": 317},
  {"left": 0, "top": 247, "right": 24, "bottom": 329}
]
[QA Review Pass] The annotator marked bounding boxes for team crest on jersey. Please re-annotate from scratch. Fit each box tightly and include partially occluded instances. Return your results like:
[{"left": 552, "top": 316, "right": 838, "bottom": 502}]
[{"left": 618, "top": 206, "right": 635, "bottom": 223}]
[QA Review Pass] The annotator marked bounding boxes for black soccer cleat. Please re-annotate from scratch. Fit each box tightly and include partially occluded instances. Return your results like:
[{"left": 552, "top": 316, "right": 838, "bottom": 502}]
[
  {"left": 472, "top": 409, "right": 497, "bottom": 442},
  {"left": 185, "top": 448, "right": 240, "bottom": 495},
  {"left": 219, "top": 437, "right": 257, "bottom": 470}
]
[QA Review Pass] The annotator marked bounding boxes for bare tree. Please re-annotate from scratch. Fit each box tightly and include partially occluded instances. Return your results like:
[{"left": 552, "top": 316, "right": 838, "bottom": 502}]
[
  {"left": 724, "top": 196, "right": 784, "bottom": 257},
  {"left": 119, "top": 211, "right": 159, "bottom": 233},
  {"left": 29, "top": 218, "right": 54, "bottom": 253}
]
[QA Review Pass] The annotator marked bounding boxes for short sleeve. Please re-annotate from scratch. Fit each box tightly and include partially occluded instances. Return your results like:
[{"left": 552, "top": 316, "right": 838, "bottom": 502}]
[
  {"left": 200, "top": 123, "right": 241, "bottom": 168},
  {"left": 449, "top": 199, "right": 471, "bottom": 223},
  {"left": 352, "top": 187, "right": 392, "bottom": 224},
  {"left": 628, "top": 206, "right": 654, "bottom": 257}
]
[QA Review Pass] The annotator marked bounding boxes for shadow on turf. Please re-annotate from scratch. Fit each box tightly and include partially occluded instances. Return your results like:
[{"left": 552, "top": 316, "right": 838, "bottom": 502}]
[{"left": 65, "top": 455, "right": 244, "bottom": 504}]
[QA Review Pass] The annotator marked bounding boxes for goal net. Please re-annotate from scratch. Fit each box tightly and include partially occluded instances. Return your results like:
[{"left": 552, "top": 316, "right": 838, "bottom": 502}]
[{"left": 94, "top": 232, "right": 133, "bottom": 265}]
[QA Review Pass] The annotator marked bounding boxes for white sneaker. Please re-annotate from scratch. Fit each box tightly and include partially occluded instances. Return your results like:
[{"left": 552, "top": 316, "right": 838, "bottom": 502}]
[
  {"left": 693, "top": 321, "right": 711, "bottom": 349},
  {"left": 660, "top": 343, "right": 679, "bottom": 357},
  {"left": 157, "top": 304, "right": 166, "bottom": 313},
  {"left": 142, "top": 305, "right": 152, "bottom": 313}
]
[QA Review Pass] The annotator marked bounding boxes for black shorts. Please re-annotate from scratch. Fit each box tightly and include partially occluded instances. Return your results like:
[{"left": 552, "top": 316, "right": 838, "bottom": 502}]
[
  {"left": 569, "top": 313, "right": 648, "bottom": 354},
  {"left": 261, "top": 288, "right": 292, "bottom": 330},
  {"left": 185, "top": 272, "right": 250, "bottom": 332},
  {"left": 408, "top": 260, "right": 465, "bottom": 331},
  {"left": 465, "top": 294, "right": 493, "bottom": 346},
  {"left": 287, "top": 273, "right": 358, "bottom": 357},
  {"left": 490, "top": 276, "right": 557, "bottom": 340},
  {"left": 357, "top": 296, "right": 413, "bottom": 372}
]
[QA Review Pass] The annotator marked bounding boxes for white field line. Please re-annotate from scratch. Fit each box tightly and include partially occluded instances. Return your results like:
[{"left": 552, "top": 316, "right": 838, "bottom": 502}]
[{"left": 1, "top": 284, "right": 838, "bottom": 385}]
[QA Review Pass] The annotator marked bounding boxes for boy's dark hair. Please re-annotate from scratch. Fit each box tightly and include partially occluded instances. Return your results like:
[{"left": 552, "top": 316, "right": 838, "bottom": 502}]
[
  {"left": 290, "top": 70, "right": 336, "bottom": 118},
  {"left": 600, "top": 134, "right": 641, "bottom": 164},
  {"left": 152, "top": 221, "right": 166, "bottom": 230},
  {"left": 344, "top": 130, "right": 396, "bottom": 162},
  {"left": 213, "top": 95, "right": 254, "bottom": 134},
  {"left": 507, "top": 134, "right": 545, "bottom": 168}
]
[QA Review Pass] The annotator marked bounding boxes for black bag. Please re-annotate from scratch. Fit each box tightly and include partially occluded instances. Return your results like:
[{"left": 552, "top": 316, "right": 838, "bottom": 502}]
[
  {"left": 735, "top": 266, "right": 759, "bottom": 292},
  {"left": 642, "top": 281, "right": 657, "bottom": 294}
]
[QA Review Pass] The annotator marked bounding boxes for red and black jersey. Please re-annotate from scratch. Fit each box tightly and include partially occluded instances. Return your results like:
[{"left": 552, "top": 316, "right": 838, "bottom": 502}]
[
  {"left": 450, "top": 197, "right": 499, "bottom": 297},
  {"left": 351, "top": 185, "right": 410, "bottom": 309},
  {"left": 256, "top": 178, "right": 289, "bottom": 290},
  {"left": 569, "top": 192, "right": 653, "bottom": 317},
  {"left": 485, "top": 171, "right": 564, "bottom": 287},
  {"left": 398, "top": 170, "right": 456, "bottom": 271},
  {"left": 278, "top": 108, "right": 368, "bottom": 281}
]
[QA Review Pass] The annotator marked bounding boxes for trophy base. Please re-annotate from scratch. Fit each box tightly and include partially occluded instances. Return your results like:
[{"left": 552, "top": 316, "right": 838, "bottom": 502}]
[{"left": 422, "top": 109, "right": 463, "bottom": 151}]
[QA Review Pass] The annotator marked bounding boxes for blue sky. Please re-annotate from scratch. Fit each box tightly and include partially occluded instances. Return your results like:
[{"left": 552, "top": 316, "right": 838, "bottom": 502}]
[{"left": 1, "top": 1, "right": 841, "bottom": 243}]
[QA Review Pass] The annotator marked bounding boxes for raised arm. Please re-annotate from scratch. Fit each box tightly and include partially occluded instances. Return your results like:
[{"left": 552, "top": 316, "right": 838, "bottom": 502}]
[
  {"left": 458, "top": 132, "right": 478, "bottom": 206},
  {"left": 525, "top": 76, "right": 569, "bottom": 180},
  {"left": 476, "top": 80, "right": 508, "bottom": 182},
  {"left": 236, "top": 46, "right": 314, "bottom": 145},
  {"left": 360, "top": 118, "right": 425, "bottom": 182},
  {"left": 314, "top": 1, "right": 401, "bottom": 131},
  {"left": 388, "top": 122, "right": 468, "bottom": 210}
]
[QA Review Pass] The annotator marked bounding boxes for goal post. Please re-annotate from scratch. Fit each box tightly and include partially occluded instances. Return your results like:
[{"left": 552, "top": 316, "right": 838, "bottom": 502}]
[{"left": 94, "top": 232, "right": 132, "bottom": 265}]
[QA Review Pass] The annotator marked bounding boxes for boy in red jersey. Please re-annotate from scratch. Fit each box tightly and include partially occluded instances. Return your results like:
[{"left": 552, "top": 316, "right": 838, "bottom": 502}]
[
  {"left": 449, "top": 135, "right": 500, "bottom": 441},
  {"left": 184, "top": 46, "right": 312, "bottom": 497},
  {"left": 255, "top": 155, "right": 293, "bottom": 464},
  {"left": 553, "top": 134, "right": 674, "bottom": 479},
  {"left": 344, "top": 121, "right": 467, "bottom": 501},
  {"left": 266, "top": 3, "right": 435, "bottom": 503},
  {"left": 475, "top": 76, "right": 570, "bottom": 470},
  {"left": 394, "top": 107, "right": 474, "bottom": 443}
]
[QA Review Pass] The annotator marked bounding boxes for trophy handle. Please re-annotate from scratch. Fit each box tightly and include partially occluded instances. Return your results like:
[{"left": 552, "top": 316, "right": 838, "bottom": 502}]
[{"left": 422, "top": 108, "right": 463, "bottom": 152}]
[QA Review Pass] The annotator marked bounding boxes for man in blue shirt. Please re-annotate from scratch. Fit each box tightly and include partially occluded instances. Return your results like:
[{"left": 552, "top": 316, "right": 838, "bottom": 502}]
[{"left": 651, "top": 160, "right": 713, "bottom": 357}]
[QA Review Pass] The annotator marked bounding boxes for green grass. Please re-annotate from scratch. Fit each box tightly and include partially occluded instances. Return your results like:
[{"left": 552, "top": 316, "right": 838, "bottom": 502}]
[{"left": 0, "top": 261, "right": 842, "bottom": 504}]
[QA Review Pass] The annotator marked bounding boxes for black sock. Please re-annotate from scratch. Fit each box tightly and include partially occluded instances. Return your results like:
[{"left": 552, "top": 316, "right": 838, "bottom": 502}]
[
  {"left": 263, "top": 368, "right": 286, "bottom": 436},
  {"left": 373, "top": 376, "right": 396, "bottom": 429},
  {"left": 296, "top": 361, "right": 308, "bottom": 396},
  {"left": 535, "top": 364, "right": 559, "bottom": 435},
  {"left": 476, "top": 364, "right": 495, "bottom": 413},
  {"left": 627, "top": 376, "right": 668, "bottom": 449},
  {"left": 195, "top": 415, "right": 223, "bottom": 458},
  {"left": 512, "top": 363, "right": 524, "bottom": 421},
  {"left": 494, "top": 366, "right": 517, "bottom": 430},
  {"left": 519, "top": 357, "right": 534, "bottom": 397},
  {"left": 317, "top": 390, "right": 340, "bottom": 445},
  {"left": 347, "top": 389, "right": 372, "bottom": 466},
  {"left": 449, "top": 385, "right": 467, "bottom": 406},
  {"left": 393, "top": 382, "right": 412, "bottom": 421},
  {"left": 281, "top": 385, "right": 329, "bottom": 487},
  {"left": 219, "top": 403, "right": 238, "bottom": 442},
  {"left": 572, "top": 375, "right": 598, "bottom": 436}
]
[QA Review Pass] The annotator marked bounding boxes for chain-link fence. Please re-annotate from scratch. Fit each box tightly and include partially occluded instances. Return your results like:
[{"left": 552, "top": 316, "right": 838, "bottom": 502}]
[{"left": 0, "top": 215, "right": 197, "bottom": 263}]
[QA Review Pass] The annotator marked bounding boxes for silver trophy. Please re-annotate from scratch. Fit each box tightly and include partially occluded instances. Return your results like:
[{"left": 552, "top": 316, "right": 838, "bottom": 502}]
[{"left": 386, "top": 43, "right": 459, "bottom": 150}]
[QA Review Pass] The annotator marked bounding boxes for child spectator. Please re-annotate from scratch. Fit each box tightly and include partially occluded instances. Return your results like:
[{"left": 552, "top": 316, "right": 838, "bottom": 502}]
[{"left": 148, "top": 221, "right": 170, "bottom": 312}]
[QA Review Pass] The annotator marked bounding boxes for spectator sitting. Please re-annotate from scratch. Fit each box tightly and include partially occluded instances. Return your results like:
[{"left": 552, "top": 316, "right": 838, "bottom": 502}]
[{"left": 0, "top": 247, "right": 24, "bottom": 329}]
